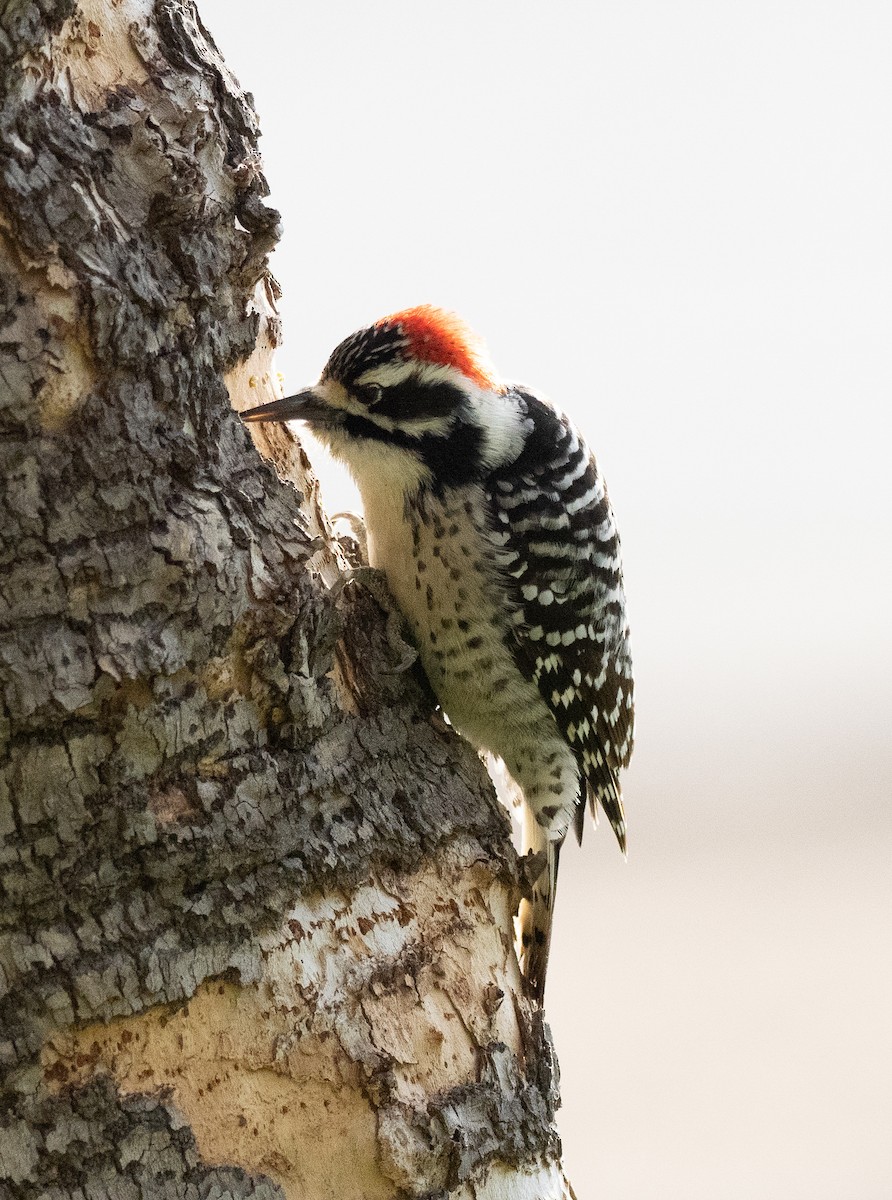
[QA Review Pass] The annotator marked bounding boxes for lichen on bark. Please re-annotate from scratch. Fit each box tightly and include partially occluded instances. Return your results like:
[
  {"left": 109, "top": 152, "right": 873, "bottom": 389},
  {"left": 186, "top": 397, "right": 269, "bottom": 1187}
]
[{"left": 0, "top": 2, "right": 570, "bottom": 1196}]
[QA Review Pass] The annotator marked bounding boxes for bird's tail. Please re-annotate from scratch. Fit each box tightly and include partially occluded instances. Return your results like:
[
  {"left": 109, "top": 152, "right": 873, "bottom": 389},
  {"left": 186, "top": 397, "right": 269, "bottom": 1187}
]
[{"left": 517, "top": 806, "right": 560, "bottom": 1003}]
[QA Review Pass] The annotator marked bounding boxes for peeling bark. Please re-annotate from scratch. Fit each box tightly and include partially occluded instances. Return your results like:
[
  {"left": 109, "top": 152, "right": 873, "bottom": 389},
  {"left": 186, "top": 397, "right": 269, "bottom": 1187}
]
[{"left": 0, "top": 2, "right": 571, "bottom": 1196}]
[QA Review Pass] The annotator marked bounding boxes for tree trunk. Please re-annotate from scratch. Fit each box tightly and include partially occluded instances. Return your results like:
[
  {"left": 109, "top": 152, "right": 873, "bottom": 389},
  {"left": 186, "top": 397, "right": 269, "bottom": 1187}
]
[{"left": 0, "top": 2, "right": 571, "bottom": 1196}]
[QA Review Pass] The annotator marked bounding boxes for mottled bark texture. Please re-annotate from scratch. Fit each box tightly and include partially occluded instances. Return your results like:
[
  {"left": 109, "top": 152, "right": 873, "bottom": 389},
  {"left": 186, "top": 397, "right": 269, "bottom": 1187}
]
[{"left": 0, "top": 2, "right": 570, "bottom": 1197}]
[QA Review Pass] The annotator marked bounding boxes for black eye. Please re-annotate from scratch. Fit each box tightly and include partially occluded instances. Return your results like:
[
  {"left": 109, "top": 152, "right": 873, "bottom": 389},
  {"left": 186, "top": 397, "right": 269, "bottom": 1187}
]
[{"left": 355, "top": 383, "right": 384, "bottom": 408}]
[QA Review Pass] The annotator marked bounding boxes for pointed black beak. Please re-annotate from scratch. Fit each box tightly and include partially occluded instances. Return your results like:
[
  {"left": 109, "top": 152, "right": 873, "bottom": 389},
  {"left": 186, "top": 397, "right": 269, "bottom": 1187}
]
[{"left": 241, "top": 387, "right": 335, "bottom": 427}]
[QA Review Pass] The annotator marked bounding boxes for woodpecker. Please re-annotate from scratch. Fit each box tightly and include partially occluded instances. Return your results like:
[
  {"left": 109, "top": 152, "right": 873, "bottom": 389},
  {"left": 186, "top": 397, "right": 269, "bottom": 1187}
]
[{"left": 244, "top": 306, "right": 634, "bottom": 1000}]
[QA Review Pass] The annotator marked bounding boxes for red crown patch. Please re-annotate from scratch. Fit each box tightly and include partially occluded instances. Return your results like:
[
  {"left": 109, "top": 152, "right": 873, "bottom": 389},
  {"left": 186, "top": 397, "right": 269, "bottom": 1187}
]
[{"left": 379, "top": 305, "right": 498, "bottom": 390}]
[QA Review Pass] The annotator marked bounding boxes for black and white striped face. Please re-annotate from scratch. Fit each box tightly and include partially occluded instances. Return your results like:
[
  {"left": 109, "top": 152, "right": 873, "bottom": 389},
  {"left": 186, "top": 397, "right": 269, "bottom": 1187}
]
[
  {"left": 245, "top": 313, "right": 527, "bottom": 493},
  {"left": 320, "top": 358, "right": 529, "bottom": 490}
]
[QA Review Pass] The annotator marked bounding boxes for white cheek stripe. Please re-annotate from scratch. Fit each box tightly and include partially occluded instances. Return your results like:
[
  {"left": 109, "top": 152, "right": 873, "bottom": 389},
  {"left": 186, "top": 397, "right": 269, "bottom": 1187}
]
[{"left": 355, "top": 361, "right": 458, "bottom": 389}]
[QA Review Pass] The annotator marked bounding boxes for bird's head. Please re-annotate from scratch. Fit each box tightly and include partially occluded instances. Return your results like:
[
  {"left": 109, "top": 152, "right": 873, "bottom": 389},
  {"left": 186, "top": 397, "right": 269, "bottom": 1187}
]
[{"left": 243, "top": 306, "right": 525, "bottom": 494}]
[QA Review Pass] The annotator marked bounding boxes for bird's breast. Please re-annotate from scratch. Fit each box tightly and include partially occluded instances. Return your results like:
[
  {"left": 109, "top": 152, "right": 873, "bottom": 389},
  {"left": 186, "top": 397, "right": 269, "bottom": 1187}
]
[{"left": 361, "top": 485, "right": 545, "bottom": 751}]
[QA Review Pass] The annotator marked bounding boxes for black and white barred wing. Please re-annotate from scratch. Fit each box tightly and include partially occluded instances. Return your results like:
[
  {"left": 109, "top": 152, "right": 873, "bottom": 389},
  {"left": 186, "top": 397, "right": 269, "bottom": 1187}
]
[{"left": 487, "top": 388, "right": 634, "bottom": 848}]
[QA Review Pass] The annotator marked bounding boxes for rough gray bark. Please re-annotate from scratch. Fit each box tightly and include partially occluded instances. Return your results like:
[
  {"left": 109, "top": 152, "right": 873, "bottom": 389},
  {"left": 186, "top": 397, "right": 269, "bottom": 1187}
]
[{"left": 0, "top": 2, "right": 569, "bottom": 1196}]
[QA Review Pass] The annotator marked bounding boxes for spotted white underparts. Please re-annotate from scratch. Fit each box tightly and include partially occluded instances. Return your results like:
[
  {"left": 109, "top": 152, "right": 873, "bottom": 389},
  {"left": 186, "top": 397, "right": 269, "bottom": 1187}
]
[{"left": 365, "top": 481, "right": 584, "bottom": 839}]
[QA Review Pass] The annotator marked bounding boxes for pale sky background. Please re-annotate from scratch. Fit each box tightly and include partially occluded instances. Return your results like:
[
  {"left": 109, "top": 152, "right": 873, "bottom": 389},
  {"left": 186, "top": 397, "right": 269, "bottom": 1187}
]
[{"left": 203, "top": 2, "right": 891, "bottom": 1195}]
